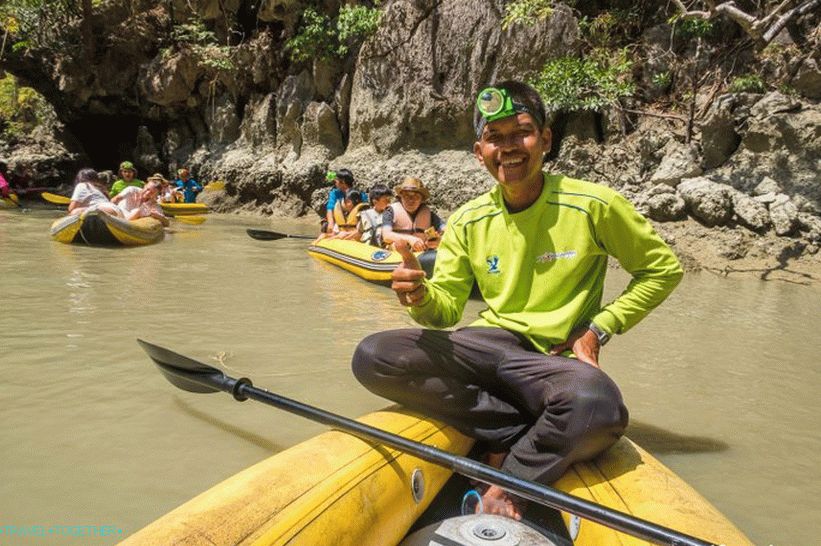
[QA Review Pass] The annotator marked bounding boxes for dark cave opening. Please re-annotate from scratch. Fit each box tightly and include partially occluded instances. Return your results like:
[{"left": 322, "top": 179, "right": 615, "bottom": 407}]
[{"left": 68, "top": 115, "right": 165, "bottom": 174}]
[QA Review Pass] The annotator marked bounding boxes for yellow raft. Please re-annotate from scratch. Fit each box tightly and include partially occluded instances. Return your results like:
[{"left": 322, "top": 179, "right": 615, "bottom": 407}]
[
  {"left": 307, "top": 239, "right": 436, "bottom": 284},
  {"left": 50, "top": 209, "right": 164, "bottom": 246},
  {"left": 160, "top": 202, "right": 209, "bottom": 216},
  {"left": 121, "top": 408, "right": 751, "bottom": 546},
  {"left": 1, "top": 194, "right": 20, "bottom": 208}
]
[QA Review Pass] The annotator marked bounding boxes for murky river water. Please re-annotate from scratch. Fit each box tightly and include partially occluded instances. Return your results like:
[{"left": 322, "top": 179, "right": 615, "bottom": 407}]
[{"left": 1, "top": 206, "right": 819, "bottom": 545}]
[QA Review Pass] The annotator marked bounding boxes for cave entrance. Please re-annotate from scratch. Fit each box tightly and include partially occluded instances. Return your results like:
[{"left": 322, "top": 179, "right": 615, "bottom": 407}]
[{"left": 68, "top": 115, "right": 163, "bottom": 174}]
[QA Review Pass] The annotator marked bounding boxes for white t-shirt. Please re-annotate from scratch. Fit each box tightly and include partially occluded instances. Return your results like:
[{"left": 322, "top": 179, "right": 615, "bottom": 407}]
[
  {"left": 117, "top": 186, "right": 163, "bottom": 218},
  {"left": 70, "top": 182, "right": 110, "bottom": 208}
]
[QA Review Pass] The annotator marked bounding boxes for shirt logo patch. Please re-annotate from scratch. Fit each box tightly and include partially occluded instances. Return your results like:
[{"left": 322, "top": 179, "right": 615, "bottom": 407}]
[
  {"left": 536, "top": 250, "right": 577, "bottom": 263},
  {"left": 486, "top": 255, "right": 501, "bottom": 274}
]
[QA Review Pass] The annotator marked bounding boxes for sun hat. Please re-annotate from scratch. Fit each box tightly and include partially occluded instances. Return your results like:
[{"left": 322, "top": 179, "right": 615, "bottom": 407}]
[
  {"left": 394, "top": 177, "right": 430, "bottom": 202},
  {"left": 119, "top": 161, "right": 136, "bottom": 173},
  {"left": 147, "top": 173, "right": 169, "bottom": 184}
]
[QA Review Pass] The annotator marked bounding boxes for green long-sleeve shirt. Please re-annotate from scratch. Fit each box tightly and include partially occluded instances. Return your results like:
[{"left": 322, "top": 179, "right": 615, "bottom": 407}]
[{"left": 410, "top": 173, "right": 683, "bottom": 354}]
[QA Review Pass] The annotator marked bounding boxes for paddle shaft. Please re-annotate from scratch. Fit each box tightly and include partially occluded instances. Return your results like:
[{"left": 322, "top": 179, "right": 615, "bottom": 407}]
[{"left": 190, "top": 372, "right": 716, "bottom": 546}]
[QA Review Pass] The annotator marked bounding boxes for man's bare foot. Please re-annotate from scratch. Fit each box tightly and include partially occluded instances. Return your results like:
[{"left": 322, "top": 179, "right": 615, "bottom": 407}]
[
  {"left": 485, "top": 451, "right": 507, "bottom": 468},
  {"left": 478, "top": 485, "right": 525, "bottom": 521}
]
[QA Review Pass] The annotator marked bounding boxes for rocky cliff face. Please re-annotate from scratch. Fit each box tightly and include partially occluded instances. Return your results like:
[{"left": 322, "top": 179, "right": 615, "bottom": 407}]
[{"left": 1, "top": 0, "right": 819, "bottom": 267}]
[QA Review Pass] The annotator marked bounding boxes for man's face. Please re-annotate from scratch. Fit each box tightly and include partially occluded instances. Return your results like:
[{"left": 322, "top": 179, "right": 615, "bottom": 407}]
[
  {"left": 400, "top": 191, "right": 423, "bottom": 214},
  {"left": 473, "top": 113, "right": 551, "bottom": 187},
  {"left": 122, "top": 169, "right": 135, "bottom": 181}
]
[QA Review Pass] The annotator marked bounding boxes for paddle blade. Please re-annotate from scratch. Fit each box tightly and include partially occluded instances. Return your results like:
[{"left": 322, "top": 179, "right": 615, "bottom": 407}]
[
  {"left": 42, "top": 192, "right": 71, "bottom": 205},
  {"left": 246, "top": 228, "right": 286, "bottom": 241},
  {"left": 137, "top": 339, "right": 224, "bottom": 394}
]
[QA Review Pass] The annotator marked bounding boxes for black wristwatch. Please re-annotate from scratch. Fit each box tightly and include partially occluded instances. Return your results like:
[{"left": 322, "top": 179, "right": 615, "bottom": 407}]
[{"left": 588, "top": 322, "right": 610, "bottom": 346}]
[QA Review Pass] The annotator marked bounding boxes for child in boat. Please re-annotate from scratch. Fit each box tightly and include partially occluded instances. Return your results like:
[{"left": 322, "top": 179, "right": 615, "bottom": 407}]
[
  {"left": 353, "top": 81, "right": 683, "bottom": 520},
  {"left": 381, "top": 177, "right": 445, "bottom": 251},
  {"left": 174, "top": 168, "right": 202, "bottom": 203},
  {"left": 112, "top": 178, "right": 170, "bottom": 226},
  {"left": 68, "top": 168, "right": 122, "bottom": 217},
  {"left": 323, "top": 169, "right": 368, "bottom": 233},
  {"left": 109, "top": 161, "right": 145, "bottom": 197},
  {"left": 333, "top": 183, "right": 393, "bottom": 246}
]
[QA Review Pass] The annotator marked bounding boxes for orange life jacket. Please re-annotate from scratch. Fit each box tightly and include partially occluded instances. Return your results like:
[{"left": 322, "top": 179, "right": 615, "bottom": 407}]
[{"left": 389, "top": 202, "right": 433, "bottom": 235}]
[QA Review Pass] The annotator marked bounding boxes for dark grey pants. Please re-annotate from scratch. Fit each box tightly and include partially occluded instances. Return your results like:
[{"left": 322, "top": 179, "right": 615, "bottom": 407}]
[{"left": 352, "top": 327, "right": 629, "bottom": 484}]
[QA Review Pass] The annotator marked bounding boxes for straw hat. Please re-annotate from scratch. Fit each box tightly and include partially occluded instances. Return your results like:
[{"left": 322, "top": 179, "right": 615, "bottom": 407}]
[
  {"left": 394, "top": 177, "right": 430, "bottom": 201},
  {"left": 146, "top": 173, "right": 169, "bottom": 185}
]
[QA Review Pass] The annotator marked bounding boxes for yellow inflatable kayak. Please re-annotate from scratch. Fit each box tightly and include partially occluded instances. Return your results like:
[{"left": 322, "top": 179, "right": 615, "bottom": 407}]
[
  {"left": 126, "top": 340, "right": 752, "bottom": 546},
  {"left": 1, "top": 194, "right": 20, "bottom": 208},
  {"left": 122, "top": 409, "right": 750, "bottom": 545},
  {"left": 307, "top": 238, "right": 436, "bottom": 284},
  {"left": 50, "top": 209, "right": 164, "bottom": 246},
  {"left": 160, "top": 202, "right": 209, "bottom": 216}
]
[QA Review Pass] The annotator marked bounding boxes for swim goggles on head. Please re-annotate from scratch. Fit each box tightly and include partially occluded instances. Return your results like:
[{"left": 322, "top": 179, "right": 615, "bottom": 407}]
[
  {"left": 474, "top": 87, "right": 542, "bottom": 138},
  {"left": 325, "top": 170, "right": 337, "bottom": 182}
]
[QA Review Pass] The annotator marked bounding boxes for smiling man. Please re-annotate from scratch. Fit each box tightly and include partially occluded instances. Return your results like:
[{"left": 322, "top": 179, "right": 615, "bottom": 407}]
[{"left": 352, "top": 80, "right": 683, "bottom": 519}]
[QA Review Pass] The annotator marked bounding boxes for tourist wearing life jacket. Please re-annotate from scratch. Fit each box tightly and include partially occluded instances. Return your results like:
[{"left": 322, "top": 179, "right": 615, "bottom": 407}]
[
  {"left": 333, "top": 183, "right": 393, "bottom": 246},
  {"left": 323, "top": 169, "right": 368, "bottom": 233},
  {"left": 332, "top": 189, "right": 368, "bottom": 233},
  {"left": 109, "top": 161, "right": 144, "bottom": 197},
  {"left": 382, "top": 177, "right": 445, "bottom": 251}
]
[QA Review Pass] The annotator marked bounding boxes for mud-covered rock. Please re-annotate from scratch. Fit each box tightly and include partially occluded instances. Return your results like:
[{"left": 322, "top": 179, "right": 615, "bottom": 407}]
[
  {"left": 650, "top": 142, "right": 702, "bottom": 187},
  {"left": 678, "top": 177, "right": 734, "bottom": 227},
  {"left": 731, "top": 190, "right": 770, "bottom": 232},
  {"left": 769, "top": 194, "right": 799, "bottom": 236}
]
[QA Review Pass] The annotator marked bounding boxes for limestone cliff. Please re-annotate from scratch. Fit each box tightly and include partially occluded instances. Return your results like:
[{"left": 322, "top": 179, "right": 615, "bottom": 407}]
[{"left": 1, "top": 0, "right": 819, "bottom": 269}]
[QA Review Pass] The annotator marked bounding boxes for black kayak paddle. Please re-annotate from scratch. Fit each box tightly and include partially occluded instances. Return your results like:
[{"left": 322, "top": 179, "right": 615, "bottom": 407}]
[
  {"left": 246, "top": 228, "right": 315, "bottom": 241},
  {"left": 137, "top": 339, "right": 717, "bottom": 546}
]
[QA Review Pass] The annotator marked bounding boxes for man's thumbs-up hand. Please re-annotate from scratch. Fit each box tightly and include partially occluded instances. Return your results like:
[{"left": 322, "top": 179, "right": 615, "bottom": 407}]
[{"left": 392, "top": 240, "right": 427, "bottom": 307}]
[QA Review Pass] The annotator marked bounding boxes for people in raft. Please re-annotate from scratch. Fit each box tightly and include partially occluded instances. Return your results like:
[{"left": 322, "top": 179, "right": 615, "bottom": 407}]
[
  {"left": 158, "top": 177, "right": 180, "bottom": 203},
  {"left": 0, "top": 161, "right": 11, "bottom": 199},
  {"left": 381, "top": 177, "right": 445, "bottom": 251},
  {"left": 174, "top": 168, "right": 202, "bottom": 203},
  {"left": 332, "top": 183, "right": 393, "bottom": 247},
  {"left": 351, "top": 80, "right": 683, "bottom": 520},
  {"left": 68, "top": 168, "right": 122, "bottom": 216},
  {"left": 109, "top": 161, "right": 144, "bottom": 197},
  {"left": 323, "top": 169, "right": 368, "bottom": 233},
  {"left": 111, "top": 174, "right": 170, "bottom": 226}
]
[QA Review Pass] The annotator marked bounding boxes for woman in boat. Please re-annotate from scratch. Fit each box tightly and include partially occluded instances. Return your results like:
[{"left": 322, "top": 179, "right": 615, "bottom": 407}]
[
  {"left": 381, "top": 177, "right": 445, "bottom": 251},
  {"left": 174, "top": 168, "right": 202, "bottom": 203},
  {"left": 353, "top": 81, "right": 683, "bottom": 520},
  {"left": 68, "top": 168, "right": 122, "bottom": 217},
  {"left": 109, "top": 161, "right": 144, "bottom": 197},
  {"left": 112, "top": 178, "right": 170, "bottom": 226}
]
